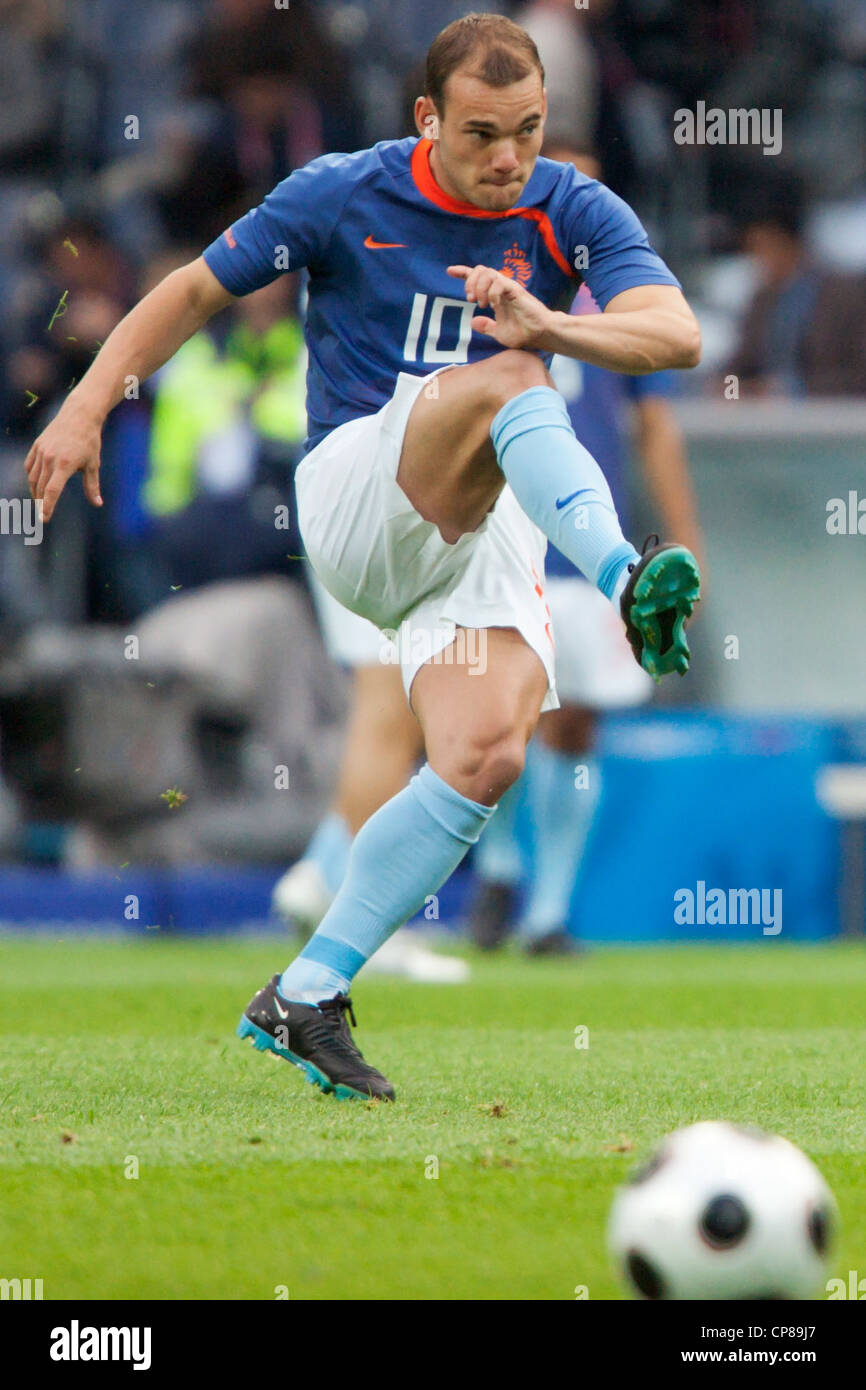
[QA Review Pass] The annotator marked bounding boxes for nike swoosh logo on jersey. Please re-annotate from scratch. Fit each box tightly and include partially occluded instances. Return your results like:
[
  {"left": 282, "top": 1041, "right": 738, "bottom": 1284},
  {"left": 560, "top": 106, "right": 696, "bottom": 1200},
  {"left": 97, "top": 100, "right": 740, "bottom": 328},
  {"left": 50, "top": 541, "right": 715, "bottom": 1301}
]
[
  {"left": 555, "top": 488, "right": 590, "bottom": 510},
  {"left": 364, "top": 234, "right": 408, "bottom": 249},
  {"left": 273, "top": 996, "right": 289, "bottom": 1019}
]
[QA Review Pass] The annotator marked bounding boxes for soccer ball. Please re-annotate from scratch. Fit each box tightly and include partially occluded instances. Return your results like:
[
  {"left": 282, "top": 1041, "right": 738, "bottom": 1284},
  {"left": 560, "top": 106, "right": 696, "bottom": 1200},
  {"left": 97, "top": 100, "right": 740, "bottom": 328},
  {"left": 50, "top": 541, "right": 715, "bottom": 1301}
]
[{"left": 608, "top": 1121, "right": 836, "bottom": 1300}]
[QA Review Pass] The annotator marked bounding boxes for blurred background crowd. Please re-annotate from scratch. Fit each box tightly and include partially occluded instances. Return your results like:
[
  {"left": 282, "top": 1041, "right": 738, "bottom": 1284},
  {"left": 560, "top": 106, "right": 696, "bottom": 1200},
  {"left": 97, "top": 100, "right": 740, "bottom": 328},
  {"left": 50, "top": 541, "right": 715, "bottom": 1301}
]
[{"left": 0, "top": 0, "right": 865, "bottom": 943}]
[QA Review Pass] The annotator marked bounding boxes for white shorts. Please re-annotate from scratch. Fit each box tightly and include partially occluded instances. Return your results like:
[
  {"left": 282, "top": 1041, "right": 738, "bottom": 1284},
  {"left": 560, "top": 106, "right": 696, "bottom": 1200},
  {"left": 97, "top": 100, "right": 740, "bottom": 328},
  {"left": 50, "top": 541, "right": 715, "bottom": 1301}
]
[
  {"left": 295, "top": 365, "right": 559, "bottom": 711},
  {"left": 545, "top": 576, "right": 653, "bottom": 709}
]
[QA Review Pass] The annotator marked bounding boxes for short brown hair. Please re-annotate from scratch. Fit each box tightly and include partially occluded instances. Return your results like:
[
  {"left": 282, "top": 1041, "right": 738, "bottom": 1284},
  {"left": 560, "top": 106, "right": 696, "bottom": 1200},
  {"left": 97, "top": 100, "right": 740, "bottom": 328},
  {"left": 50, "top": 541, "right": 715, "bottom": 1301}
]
[{"left": 425, "top": 12, "right": 544, "bottom": 115}]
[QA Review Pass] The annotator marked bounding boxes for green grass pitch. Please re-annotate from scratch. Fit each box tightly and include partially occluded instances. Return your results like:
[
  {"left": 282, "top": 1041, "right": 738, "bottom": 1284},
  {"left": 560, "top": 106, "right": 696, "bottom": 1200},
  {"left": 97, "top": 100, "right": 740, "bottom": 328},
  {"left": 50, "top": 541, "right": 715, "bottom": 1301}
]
[{"left": 1, "top": 936, "right": 864, "bottom": 1300}]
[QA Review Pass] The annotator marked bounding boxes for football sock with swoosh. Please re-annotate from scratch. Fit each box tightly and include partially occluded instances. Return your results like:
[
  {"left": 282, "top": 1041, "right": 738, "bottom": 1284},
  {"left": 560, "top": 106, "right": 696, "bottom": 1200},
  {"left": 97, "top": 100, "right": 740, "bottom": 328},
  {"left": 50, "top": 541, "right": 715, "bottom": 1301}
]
[
  {"left": 278, "top": 763, "right": 495, "bottom": 1004},
  {"left": 490, "top": 386, "right": 639, "bottom": 602}
]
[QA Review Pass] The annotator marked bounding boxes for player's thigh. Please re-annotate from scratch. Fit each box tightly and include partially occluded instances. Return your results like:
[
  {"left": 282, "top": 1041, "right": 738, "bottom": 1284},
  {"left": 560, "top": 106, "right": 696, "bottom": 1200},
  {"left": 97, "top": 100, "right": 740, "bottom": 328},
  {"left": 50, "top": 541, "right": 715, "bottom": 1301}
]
[
  {"left": 412, "top": 626, "right": 549, "bottom": 800},
  {"left": 397, "top": 350, "right": 552, "bottom": 537}
]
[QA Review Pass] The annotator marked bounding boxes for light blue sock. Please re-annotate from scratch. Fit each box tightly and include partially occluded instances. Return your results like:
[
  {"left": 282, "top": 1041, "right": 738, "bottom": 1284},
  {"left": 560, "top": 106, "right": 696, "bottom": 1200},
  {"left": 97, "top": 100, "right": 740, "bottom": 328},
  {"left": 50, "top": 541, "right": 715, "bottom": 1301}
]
[
  {"left": 475, "top": 779, "right": 523, "bottom": 886},
  {"left": 520, "top": 745, "right": 602, "bottom": 940},
  {"left": 491, "top": 386, "right": 638, "bottom": 600},
  {"left": 304, "top": 811, "right": 352, "bottom": 896},
  {"left": 279, "top": 763, "right": 495, "bottom": 1003}
]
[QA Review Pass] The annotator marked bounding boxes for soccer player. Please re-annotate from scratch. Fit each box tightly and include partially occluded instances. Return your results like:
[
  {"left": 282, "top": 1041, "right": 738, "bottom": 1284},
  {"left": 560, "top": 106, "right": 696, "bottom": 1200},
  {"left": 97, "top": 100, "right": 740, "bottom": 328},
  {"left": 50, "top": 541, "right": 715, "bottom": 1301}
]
[{"left": 26, "top": 14, "right": 701, "bottom": 1101}]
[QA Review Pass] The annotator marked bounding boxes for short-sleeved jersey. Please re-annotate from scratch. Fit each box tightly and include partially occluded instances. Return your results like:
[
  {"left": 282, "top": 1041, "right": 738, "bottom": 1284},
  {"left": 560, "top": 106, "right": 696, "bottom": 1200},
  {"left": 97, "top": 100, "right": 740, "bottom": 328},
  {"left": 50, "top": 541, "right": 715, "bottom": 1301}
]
[{"left": 203, "top": 136, "right": 680, "bottom": 452}]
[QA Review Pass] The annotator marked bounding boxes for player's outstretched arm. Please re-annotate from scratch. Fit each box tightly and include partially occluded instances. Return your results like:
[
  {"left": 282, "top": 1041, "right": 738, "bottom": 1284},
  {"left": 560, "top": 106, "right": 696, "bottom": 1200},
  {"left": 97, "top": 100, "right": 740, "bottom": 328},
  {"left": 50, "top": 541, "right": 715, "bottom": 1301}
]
[
  {"left": 448, "top": 266, "right": 700, "bottom": 375},
  {"left": 536, "top": 284, "right": 701, "bottom": 374},
  {"left": 25, "top": 257, "right": 236, "bottom": 522}
]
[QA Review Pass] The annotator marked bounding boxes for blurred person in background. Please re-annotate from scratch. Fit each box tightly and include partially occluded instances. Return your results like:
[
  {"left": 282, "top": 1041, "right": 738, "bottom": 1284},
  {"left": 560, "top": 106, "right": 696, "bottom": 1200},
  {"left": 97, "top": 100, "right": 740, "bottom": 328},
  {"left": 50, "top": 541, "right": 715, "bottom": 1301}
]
[
  {"left": 0, "top": 211, "right": 133, "bottom": 626},
  {"left": 514, "top": 0, "right": 599, "bottom": 149},
  {"left": 87, "top": 263, "right": 311, "bottom": 625},
  {"left": 728, "top": 175, "right": 866, "bottom": 398},
  {"left": 469, "top": 138, "right": 704, "bottom": 953},
  {"left": 141, "top": 269, "right": 308, "bottom": 593},
  {"left": 1, "top": 214, "right": 132, "bottom": 446},
  {"left": 0, "top": 0, "right": 67, "bottom": 183},
  {"left": 172, "top": 0, "right": 360, "bottom": 235},
  {"left": 590, "top": 0, "right": 828, "bottom": 223},
  {"left": 95, "top": 0, "right": 362, "bottom": 256},
  {"left": 2, "top": 235, "right": 309, "bottom": 624}
]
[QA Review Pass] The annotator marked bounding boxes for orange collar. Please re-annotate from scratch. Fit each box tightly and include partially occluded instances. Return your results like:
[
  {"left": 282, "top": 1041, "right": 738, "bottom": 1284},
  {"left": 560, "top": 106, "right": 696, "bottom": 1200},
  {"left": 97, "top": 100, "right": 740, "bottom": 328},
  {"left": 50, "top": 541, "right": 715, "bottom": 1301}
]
[
  {"left": 411, "top": 137, "right": 502, "bottom": 217},
  {"left": 409, "top": 138, "right": 575, "bottom": 278}
]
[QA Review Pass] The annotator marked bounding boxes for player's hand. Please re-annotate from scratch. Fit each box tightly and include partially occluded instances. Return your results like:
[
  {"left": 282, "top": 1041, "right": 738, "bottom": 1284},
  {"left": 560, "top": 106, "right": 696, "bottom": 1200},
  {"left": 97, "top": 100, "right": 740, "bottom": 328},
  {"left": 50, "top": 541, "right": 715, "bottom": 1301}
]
[
  {"left": 25, "top": 402, "right": 104, "bottom": 523},
  {"left": 447, "top": 264, "right": 554, "bottom": 349}
]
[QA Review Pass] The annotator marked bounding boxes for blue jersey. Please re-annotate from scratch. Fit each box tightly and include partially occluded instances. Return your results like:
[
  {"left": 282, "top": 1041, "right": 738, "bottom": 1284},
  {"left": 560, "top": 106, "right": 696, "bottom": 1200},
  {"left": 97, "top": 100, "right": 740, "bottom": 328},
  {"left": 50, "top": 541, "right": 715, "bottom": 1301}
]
[
  {"left": 545, "top": 285, "right": 674, "bottom": 579},
  {"left": 202, "top": 136, "right": 680, "bottom": 452}
]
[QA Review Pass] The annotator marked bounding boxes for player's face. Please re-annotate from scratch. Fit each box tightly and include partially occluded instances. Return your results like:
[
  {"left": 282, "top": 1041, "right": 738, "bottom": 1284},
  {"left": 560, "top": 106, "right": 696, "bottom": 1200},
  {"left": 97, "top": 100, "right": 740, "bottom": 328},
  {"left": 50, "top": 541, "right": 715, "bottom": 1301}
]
[{"left": 419, "top": 69, "right": 546, "bottom": 212}]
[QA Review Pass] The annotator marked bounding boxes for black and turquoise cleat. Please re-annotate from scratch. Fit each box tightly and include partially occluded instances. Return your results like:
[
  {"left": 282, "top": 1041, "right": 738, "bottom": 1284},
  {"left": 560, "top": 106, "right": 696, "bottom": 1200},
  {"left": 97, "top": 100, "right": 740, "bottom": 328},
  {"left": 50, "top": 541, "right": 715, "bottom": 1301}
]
[
  {"left": 237, "top": 974, "right": 395, "bottom": 1101},
  {"left": 620, "top": 537, "right": 701, "bottom": 680}
]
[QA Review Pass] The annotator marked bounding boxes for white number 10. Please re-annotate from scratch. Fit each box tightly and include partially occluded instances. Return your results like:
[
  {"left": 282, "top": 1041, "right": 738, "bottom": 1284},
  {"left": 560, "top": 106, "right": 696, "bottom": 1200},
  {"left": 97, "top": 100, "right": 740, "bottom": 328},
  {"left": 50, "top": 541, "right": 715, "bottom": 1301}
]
[{"left": 402, "top": 293, "right": 477, "bottom": 364}]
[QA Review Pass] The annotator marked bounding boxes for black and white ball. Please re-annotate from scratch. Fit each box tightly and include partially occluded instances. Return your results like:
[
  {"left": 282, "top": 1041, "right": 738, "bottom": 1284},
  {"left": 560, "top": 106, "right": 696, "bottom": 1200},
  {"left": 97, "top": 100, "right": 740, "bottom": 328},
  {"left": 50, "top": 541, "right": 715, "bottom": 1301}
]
[{"left": 608, "top": 1121, "right": 836, "bottom": 1300}]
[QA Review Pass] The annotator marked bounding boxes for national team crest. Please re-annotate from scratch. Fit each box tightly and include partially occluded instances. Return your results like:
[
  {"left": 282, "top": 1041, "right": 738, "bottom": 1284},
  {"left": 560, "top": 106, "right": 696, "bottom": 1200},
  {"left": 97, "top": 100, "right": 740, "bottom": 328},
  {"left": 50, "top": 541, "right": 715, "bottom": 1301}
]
[{"left": 501, "top": 242, "right": 532, "bottom": 286}]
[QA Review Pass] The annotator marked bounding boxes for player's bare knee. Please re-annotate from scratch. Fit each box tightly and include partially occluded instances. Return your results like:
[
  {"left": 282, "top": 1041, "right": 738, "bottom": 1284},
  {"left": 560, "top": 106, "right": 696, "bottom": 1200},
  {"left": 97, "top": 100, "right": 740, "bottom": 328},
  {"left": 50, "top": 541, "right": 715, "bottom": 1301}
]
[
  {"left": 481, "top": 349, "right": 552, "bottom": 416},
  {"left": 456, "top": 733, "right": 526, "bottom": 806},
  {"left": 476, "top": 746, "right": 525, "bottom": 805}
]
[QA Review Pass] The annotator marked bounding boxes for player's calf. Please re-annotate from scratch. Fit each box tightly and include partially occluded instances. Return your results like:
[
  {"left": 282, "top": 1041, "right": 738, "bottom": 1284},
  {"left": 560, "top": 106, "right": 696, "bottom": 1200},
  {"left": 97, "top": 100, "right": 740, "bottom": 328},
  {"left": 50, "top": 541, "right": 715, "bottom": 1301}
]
[{"left": 434, "top": 732, "right": 527, "bottom": 807}]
